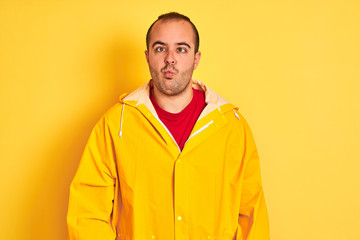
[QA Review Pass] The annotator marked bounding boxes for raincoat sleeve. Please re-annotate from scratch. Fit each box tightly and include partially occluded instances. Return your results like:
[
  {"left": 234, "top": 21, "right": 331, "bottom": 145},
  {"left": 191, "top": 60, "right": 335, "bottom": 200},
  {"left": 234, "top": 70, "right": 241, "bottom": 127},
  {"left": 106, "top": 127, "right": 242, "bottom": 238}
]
[
  {"left": 67, "top": 115, "right": 117, "bottom": 240},
  {"left": 237, "top": 116, "right": 270, "bottom": 240}
]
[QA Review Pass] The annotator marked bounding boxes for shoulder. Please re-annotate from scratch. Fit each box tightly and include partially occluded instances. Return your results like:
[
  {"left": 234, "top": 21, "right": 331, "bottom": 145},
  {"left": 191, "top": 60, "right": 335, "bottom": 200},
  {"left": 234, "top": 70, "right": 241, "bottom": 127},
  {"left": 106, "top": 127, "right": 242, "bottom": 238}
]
[
  {"left": 103, "top": 103, "right": 123, "bottom": 119},
  {"left": 91, "top": 102, "right": 124, "bottom": 131},
  {"left": 221, "top": 105, "right": 255, "bottom": 138}
]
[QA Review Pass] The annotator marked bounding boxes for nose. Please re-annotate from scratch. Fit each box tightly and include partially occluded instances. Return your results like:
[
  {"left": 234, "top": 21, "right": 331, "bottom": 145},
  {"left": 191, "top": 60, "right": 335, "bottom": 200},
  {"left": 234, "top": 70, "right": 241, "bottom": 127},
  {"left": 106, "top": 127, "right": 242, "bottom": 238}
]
[{"left": 165, "top": 50, "right": 176, "bottom": 65}]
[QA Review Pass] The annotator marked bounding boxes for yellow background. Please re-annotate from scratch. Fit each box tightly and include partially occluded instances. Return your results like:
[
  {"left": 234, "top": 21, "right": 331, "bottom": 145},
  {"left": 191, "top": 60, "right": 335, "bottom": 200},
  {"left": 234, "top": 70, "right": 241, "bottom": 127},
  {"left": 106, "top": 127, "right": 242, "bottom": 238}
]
[{"left": 1, "top": 0, "right": 359, "bottom": 239}]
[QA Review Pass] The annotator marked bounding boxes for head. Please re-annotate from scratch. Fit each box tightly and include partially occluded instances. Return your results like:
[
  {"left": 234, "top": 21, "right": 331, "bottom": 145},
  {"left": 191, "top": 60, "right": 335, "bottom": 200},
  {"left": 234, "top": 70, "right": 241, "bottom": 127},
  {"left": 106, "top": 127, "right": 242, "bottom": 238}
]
[
  {"left": 145, "top": 12, "right": 201, "bottom": 98},
  {"left": 146, "top": 12, "right": 200, "bottom": 54}
]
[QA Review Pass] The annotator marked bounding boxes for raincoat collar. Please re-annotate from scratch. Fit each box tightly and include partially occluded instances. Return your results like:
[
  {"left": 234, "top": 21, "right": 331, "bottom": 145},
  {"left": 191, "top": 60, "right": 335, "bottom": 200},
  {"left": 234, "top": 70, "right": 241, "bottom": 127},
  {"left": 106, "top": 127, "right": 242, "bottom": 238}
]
[{"left": 119, "top": 79, "right": 233, "bottom": 120}]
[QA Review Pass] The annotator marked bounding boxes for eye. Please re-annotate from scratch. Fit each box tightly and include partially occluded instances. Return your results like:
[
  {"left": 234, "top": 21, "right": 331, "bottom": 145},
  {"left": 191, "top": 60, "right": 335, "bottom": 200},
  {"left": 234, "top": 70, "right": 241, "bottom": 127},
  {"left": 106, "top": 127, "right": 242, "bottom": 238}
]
[
  {"left": 177, "top": 47, "right": 187, "bottom": 53},
  {"left": 155, "top": 47, "right": 166, "bottom": 52}
]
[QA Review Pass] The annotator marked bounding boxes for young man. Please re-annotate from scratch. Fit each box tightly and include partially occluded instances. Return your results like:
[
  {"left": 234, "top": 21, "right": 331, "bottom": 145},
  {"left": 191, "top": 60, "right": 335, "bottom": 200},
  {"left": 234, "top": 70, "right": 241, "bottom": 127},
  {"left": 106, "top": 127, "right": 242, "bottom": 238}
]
[{"left": 67, "top": 12, "right": 269, "bottom": 240}]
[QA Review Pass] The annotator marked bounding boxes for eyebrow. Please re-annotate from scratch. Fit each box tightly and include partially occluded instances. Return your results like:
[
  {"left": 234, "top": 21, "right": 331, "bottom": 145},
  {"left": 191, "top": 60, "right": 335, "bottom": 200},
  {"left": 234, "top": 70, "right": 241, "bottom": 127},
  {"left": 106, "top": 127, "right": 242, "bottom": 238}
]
[
  {"left": 151, "top": 41, "right": 191, "bottom": 49},
  {"left": 177, "top": 42, "right": 191, "bottom": 49},
  {"left": 152, "top": 41, "right": 165, "bottom": 48}
]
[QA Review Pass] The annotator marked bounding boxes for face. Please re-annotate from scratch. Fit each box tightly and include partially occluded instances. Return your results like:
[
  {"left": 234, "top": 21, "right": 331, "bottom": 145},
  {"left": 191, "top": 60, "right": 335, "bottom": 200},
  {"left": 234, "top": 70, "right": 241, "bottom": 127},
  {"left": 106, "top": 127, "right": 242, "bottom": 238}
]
[{"left": 145, "top": 19, "right": 201, "bottom": 97}]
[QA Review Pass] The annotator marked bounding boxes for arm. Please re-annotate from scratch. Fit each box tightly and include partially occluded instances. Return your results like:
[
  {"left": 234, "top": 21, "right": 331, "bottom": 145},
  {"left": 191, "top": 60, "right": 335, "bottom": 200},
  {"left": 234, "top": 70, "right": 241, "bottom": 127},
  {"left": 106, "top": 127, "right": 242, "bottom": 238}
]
[
  {"left": 237, "top": 117, "right": 270, "bottom": 240},
  {"left": 67, "top": 116, "right": 117, "bottom": 240}
]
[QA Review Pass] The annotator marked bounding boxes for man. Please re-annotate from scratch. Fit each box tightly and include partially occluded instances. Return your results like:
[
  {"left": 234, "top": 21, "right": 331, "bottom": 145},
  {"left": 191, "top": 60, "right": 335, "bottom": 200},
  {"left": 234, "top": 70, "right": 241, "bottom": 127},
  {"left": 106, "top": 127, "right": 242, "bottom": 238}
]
[{"left": 67, "top": 12, "right": 269, "bottom": 240}]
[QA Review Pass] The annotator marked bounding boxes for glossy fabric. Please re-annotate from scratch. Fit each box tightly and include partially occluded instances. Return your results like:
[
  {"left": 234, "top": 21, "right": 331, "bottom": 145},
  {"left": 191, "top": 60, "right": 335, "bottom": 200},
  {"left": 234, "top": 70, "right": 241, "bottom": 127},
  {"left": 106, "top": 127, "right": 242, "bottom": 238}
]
[{"left": 67, "top": 80, "right": 270, "bottom": 240}]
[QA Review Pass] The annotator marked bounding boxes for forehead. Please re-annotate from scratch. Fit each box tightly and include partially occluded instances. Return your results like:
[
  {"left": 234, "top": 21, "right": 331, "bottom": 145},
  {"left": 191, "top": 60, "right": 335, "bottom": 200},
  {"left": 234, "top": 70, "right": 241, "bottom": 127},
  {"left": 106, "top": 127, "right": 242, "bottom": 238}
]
[{"left": 149, "top": 19, "right": 195, "bottom": 46}]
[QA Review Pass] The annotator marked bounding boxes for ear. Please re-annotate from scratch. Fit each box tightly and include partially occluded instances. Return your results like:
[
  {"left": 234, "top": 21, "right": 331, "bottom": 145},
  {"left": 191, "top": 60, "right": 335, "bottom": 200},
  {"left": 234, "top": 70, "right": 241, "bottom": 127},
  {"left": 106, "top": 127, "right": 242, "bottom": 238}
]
[
  {"left": 193, "top": 51, "right": 201, "bottom": 69},
  {"left": 145, "top": 50, "right": 149, "bottom": 64}
]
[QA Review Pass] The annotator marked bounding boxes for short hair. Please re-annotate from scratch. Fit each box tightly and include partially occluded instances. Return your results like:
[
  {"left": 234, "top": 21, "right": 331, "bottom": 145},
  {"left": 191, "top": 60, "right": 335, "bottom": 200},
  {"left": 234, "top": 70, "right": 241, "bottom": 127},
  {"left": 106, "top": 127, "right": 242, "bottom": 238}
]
[{"left": 146, "top": 12, "right": 200, "bottom": 53}]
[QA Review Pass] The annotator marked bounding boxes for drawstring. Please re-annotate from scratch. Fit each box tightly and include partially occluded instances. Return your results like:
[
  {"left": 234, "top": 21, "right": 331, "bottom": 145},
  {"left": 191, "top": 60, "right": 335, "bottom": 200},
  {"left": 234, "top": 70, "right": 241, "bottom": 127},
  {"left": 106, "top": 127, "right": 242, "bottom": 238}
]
[
  {"left": 119, "top": 103, "right": 125, "bottom": 138},
  {"left": 233, "top": 109, "right": 240, "bottom": 120}
]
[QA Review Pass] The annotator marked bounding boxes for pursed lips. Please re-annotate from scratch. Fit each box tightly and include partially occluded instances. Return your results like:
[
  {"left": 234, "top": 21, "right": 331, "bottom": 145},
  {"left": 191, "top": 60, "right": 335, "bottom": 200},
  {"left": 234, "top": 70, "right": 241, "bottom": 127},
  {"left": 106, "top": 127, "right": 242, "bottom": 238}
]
[
  {"left": 164, "top": 71, "right": 174, "bottom": 77},
  {"left": 161, "top": 65, "right": 178, "bottom": 78}
]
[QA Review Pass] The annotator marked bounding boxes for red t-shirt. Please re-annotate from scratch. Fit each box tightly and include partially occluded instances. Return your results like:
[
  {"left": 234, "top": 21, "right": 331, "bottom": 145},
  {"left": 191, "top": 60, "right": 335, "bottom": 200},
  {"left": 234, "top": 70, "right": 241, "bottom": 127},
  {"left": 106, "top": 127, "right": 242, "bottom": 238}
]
[{"left": 150, "top": 88, "right": 207, "bottom": 150}]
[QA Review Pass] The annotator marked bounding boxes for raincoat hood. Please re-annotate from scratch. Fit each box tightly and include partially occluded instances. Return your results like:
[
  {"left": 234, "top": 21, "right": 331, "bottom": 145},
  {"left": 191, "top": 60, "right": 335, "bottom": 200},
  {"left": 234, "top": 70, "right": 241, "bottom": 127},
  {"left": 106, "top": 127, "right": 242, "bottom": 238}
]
[{"left": 117, "top": 79, "right": 238, "bottom": 144}]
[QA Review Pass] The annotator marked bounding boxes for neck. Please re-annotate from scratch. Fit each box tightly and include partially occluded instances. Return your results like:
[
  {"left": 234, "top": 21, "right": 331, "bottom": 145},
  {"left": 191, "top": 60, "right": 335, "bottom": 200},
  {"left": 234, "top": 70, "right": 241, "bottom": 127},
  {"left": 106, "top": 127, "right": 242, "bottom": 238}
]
[{"left": 151, "top": 84, "right": 194, "bottom": 114}]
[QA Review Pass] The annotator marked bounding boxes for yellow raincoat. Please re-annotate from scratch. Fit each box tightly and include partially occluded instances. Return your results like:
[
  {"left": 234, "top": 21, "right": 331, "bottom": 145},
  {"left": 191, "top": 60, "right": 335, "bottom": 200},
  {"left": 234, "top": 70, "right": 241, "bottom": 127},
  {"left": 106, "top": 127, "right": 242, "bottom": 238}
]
[{"left": 67, "top": 80, "right": 269, "bottom": 240}]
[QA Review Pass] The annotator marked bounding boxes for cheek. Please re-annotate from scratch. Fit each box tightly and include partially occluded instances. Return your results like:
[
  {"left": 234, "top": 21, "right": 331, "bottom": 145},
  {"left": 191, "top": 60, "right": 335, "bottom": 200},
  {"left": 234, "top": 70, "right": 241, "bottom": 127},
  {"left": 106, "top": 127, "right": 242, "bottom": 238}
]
[
  {"left": 149, "top": 53, "right": 165, "bottom": 63},
  {"left": 149, "top": 58, "right": 163, "bottom": 69},
  {"left": 183, "top": 58, "right": 196, "bottom": 69}
]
